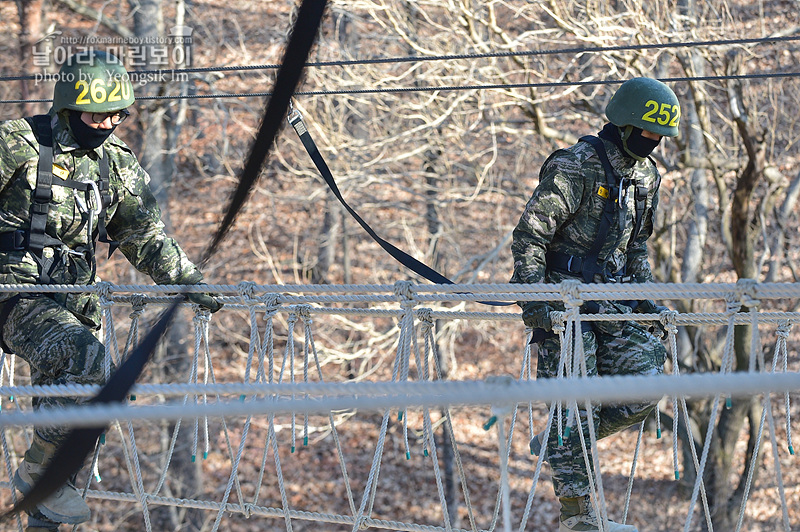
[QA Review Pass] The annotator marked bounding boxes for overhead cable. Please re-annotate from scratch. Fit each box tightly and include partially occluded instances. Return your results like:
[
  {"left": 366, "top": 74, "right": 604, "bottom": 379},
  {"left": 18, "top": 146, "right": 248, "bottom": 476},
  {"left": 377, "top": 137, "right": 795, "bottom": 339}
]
[
  {"left": 0, "top": 33, "right": 797, "bottom": 83},
  {"left": 1, "top": 70, "right": 797, "bottom": 106}
]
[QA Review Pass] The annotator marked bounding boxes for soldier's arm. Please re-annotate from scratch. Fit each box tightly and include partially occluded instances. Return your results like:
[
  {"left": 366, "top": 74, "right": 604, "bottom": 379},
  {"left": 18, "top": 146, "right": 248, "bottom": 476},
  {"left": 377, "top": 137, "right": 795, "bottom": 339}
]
[
  {"left": 106, "top": 159, "right": 203, "bottom": 285},
  {"left": 0, "top": 121, "right": 36, "bottom": 193},
  {"left": 510, "top": 152, "right": 585, "bottom": 285}
]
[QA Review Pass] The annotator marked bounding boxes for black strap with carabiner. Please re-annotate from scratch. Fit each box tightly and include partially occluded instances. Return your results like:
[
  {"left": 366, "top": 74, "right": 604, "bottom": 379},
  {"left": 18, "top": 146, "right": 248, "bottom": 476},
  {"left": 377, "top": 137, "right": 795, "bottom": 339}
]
[{"left": 288, "top": 107, "right": 513, "bottom": 306}]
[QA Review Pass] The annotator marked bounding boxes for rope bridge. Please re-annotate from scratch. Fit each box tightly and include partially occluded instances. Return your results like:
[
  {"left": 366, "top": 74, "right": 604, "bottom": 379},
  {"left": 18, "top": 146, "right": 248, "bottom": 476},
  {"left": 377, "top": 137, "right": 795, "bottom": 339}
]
[{"left": 0, "top": 280, "right": 796, "bottom": 532}]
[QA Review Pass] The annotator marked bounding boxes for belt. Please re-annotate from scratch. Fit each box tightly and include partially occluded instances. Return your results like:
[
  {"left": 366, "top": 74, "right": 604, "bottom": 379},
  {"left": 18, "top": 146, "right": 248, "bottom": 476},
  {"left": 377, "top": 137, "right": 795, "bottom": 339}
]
[
  {"left": 0, "top": 230, "right": 64, "bottom": 252},
  {"left": 0, "top": 230, "right": 28, "bottom": 251},
  {"left": 545, "top": 250, "right": 632, "bottom": 283},
  {"left": 545, "top": 250, "right": 585, "bottom": 275}
]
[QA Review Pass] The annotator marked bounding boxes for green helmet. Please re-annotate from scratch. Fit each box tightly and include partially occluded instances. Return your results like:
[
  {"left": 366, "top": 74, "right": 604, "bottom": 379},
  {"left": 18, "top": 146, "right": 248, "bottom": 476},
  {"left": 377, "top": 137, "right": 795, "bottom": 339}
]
[
  {"left": 53, "top": 50, "right": 135, "bottom": 114},
  {"left": 605, "top": 77, "right": 680, "bottom": 137}
]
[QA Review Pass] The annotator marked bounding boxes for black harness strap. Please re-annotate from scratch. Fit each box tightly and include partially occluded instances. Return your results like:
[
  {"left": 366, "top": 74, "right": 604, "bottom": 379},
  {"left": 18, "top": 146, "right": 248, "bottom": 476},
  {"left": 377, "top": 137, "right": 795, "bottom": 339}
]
[
  {"left": 575, "top": 135, "right": 622, "bottom": 283},
  {"left": 96, "top": 150, "right": 119, "bottom": 257},
  {"left": 28, "top": 115, "right": 56, "bottom": 283},
  {"left": 289, "top": 109, "right": 513, "bottom": 306}
]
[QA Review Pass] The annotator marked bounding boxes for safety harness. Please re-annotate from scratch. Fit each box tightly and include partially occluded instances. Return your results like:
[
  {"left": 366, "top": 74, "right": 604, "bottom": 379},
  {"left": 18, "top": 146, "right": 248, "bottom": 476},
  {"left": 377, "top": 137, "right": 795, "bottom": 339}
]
[
  {"left": 0, "top": 114, "right": 117, "bottom": 284},
  {"left": 545, "top": 135, "right": 658, "bottom": 284}
]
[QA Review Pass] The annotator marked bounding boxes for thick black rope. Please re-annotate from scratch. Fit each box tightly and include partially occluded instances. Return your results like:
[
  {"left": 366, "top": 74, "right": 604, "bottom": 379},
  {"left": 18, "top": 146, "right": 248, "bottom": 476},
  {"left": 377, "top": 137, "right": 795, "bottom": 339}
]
[{"left": 1, "top": 0, "right": 328, "bottom": 520}]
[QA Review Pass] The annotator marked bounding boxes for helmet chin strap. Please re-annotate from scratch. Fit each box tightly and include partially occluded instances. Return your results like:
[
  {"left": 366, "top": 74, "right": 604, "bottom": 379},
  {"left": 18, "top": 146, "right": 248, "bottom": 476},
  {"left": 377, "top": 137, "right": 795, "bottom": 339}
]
[{"left": 619, "top": 125, "right": 660, "bottom": 161}]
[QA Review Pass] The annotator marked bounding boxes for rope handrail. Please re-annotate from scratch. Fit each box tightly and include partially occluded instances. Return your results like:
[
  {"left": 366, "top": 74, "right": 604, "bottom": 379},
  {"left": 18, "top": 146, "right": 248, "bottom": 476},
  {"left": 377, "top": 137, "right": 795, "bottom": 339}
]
[
  {"left": 0, "top": 372, "right": 797, "bottom": 429},
  {"left": 0, "top": 280, "right": 796, "bottom": 532}
]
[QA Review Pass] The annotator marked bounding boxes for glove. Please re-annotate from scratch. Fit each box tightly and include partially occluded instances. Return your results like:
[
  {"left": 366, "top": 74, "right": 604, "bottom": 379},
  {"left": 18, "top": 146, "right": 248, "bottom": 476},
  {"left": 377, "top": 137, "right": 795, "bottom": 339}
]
[
  {"left": 635, "top": 299, "right": 669, "bottom": 337},
  {"left": 186, "top": 292, "right": 223, "bottom": 313},
  {"left": 635, "top": 299, "right": 668, "bottom": 315},
  {"left": 521, "top": 302, "right": 554, "bottom": 331}
]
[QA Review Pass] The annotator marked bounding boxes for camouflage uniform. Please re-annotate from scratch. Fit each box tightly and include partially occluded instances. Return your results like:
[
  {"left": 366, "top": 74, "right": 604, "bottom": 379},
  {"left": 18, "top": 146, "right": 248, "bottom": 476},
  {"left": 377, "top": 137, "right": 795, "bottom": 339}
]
[
  {"left": 511, "top": 133, "right": 666, "bottom": 499},
  {"left": 0, "top": 109, "right": 203, "bottom": 445}
]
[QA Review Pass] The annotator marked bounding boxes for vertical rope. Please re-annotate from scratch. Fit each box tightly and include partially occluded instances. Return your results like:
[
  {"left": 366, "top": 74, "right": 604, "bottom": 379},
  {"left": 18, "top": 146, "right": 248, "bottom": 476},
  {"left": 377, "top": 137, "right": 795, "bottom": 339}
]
[
  {"left": 775, "top": 323, "right": 794, "bottom": 455},
  {"left": 621, "top": 421, "right": 645, "bottom": 524},
  {"left": 251, "top": 297, "right": 279, "bottom": 508},
  {"left": 299, "top": 305, "right": 311, "bottom": 448},
  {"left": 734, "top": 319, "right": 790, "bottom": 532},
  {"left": 398, "top": 295, "right": 415, "bottom": 460},
  {"left": 560, "top": 281, "right": 608, "bottom": 532},
  {"left": 351, "top": 282, "right": 412, "bottom": 531},
  {"left": 519, "top": 401, "right": 557, "bottom": 532},
  {"left": 303, "top": 306, "right": 359, "bottom": 517},
  {"left": 413, "top": 309, "right": 453, "bottom": 532},
  {"left": 664, "top": 311, "right": 681, "bottom": 480},
  {"left": 492, "top": 402, "right": 513, "bottom": 532},
  {"left": 211, "top": 296, "right": 257, "bottom": 530},
  {"left": 683, "top": 298, "right": 742, "bottom": 532},
  {"left": 425, "top": 311, "right": 479, "bottom": 532}
]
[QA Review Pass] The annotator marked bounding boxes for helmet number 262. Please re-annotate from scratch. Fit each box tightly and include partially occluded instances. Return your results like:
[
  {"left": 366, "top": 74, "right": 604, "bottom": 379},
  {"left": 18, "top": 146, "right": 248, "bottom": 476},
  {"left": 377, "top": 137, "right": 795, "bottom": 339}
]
[
  {"left": 641, "top": 100, "right": 680, "bottom": 127},
  {"left": 74, "top": 79, "right": 131, "bottom": 106}
]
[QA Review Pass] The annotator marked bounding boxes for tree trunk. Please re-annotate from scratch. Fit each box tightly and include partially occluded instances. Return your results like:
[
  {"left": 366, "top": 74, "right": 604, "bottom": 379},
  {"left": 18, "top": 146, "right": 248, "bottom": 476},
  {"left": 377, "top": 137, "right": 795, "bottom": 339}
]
[
  {"left": 704, "top": 50, "right": 766, "bottom": 531},
  {"left": 16, "top": 0, "right": 45, "bottom": 116},
  {"left": 129, "top": 1, "right": 203, "bottom": 529}
]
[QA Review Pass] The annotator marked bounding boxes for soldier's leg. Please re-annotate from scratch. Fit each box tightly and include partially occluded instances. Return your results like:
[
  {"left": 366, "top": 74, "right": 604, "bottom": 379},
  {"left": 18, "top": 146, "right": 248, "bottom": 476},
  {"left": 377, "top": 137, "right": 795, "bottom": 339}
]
[
  {"left": 3, "top": 295, "right": 106, "bottom": 525},
  {"left": 537, "top": 330, "right": 599, "bottom": 499},
  {"left": 594, "top": 320, "right": 666, "bottom": 440}
]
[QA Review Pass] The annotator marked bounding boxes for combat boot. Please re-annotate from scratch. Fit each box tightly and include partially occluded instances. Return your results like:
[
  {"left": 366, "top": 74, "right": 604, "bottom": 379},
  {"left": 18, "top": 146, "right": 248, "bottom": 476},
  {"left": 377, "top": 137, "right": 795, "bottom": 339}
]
[
  {"left": 25, "top": 511, "right": 60, "bottom": 531},
  {"left": 529, "top": 430, "right": 544, "bottom": 456},
  {"left": 558, "top": 495, "right": 637, "bottom": 532},
  {"left": 14, "top": 435, "right": 90, "bottom": 525}
]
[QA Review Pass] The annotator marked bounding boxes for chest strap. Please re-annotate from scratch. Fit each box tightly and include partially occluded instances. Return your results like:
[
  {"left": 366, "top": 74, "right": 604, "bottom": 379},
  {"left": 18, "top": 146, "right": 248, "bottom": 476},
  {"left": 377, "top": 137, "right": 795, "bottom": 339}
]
[{"left": 16, "top": 115, "right": 118, "bottom": 284}]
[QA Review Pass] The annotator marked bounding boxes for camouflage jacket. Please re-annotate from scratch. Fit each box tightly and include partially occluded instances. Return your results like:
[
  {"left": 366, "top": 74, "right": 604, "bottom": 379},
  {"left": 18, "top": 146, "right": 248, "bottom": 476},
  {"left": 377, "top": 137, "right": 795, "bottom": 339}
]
[
  {"left": 0, "top": 110, "right": 203, "bottom": 326},
  {"left": 510, "top": 134, "right": 660, "bottom": 287}
]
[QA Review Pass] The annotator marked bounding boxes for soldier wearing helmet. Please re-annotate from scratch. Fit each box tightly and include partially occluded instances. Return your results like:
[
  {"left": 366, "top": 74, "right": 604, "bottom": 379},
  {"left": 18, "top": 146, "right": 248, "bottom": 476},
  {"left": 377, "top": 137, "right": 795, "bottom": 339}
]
[
  {"left": 0, "top": 50, "right": 221, "bottom": 531},
  {"left": 510, "top": 77, "right": 680, "bottom": 532}
]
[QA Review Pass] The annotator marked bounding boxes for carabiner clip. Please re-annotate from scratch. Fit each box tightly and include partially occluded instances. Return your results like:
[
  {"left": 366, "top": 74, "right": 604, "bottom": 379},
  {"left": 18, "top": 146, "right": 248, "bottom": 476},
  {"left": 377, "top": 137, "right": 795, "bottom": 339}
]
[{"left": 287, "top": 99, "right": 302, "bottom": 125}]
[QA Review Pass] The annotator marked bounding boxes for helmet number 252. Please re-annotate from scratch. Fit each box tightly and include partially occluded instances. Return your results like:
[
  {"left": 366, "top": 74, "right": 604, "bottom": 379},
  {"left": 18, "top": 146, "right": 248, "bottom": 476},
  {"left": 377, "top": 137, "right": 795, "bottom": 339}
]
[
  {"left": 641, "top": 100, "right": 680, "bottom": 127},
  {"left": 74, "top": 79, "right": 131, "bottom": 106}
]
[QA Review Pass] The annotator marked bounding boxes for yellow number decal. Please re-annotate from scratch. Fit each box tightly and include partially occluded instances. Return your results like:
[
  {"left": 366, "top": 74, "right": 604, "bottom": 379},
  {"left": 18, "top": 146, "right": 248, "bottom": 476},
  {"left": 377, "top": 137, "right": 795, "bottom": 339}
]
[
  {"left": 74, "top": 80, "right": 91, "bottom": 105},
  {"left": 658, "top": 103, "right": 672, "bottom": 125},
  {"left": 107, "top": 80, "right": 122, "bottom": 102},
  {"left": 669, "top": 104, "right": 680, "bottom": 127},
  {"left": 641, "top": 100, "right": 658, "bottom": 123},
  {"left": 121, "top": 79, "right": 131, "bottom": 101},
  {"left": 90, "top": 78, "right": 107, "bottom": 104}
]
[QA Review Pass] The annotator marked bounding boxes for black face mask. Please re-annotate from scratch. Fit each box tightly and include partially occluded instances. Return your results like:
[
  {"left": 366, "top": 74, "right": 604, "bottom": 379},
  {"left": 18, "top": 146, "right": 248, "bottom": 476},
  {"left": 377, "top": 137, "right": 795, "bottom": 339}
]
[
  {"left": 68, "top": 111, "right": 117, "bottom": 149},
  {"left": 620, "top": 125, "right": 660, "bottom": 161}
]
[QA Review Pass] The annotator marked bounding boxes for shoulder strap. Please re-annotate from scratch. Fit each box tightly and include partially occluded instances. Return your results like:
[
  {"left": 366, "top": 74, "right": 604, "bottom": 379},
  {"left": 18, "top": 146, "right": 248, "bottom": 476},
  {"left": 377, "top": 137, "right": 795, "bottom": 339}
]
[
  {"left": 27, "top": 115, "right": 56, "bottom": 283},
  {"left": 577, "top": 135, "right": 620, "bottom": 282},
  {"left": 96, "top": 150, "right": 119, "bottom": 257}
]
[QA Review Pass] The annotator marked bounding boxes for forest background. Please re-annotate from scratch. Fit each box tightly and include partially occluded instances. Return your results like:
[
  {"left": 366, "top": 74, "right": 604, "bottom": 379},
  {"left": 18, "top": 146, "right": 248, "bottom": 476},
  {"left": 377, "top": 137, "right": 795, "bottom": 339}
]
[{"left": 0, "top": 0, "right": 799, "bottom": 531}]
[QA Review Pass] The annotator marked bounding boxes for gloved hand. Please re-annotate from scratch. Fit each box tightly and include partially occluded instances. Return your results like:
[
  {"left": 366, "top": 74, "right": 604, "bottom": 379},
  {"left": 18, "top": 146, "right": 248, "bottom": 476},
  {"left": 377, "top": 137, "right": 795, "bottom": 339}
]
[
  {"left": 635, "top": 299, "right": 669, "bottom": 337},
  {"left": 186, "top": 292, "right": 223, "bottom": 313},
  {"left": 635, "top": 299, "right": 668, "bottom": 315},
  {"left": 521, "top": 302, "right": 554, "bottom": 331}
]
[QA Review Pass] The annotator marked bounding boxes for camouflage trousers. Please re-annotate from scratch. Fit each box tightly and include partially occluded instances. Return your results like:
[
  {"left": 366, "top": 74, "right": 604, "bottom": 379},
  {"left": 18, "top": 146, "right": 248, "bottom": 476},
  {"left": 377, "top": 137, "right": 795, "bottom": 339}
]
[
  {"left": 537, "top": 315, "right": 666, "bottom": 498},
  {"left": 2, "top": 295, "right": 109, "bottom": 445}
]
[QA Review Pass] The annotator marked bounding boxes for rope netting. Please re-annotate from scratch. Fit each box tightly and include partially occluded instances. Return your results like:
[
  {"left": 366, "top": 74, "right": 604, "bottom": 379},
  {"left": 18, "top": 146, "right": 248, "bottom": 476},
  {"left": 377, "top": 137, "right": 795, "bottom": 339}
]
[{"left": 0, "top": 280, "right": 797, "bottom": 532}]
